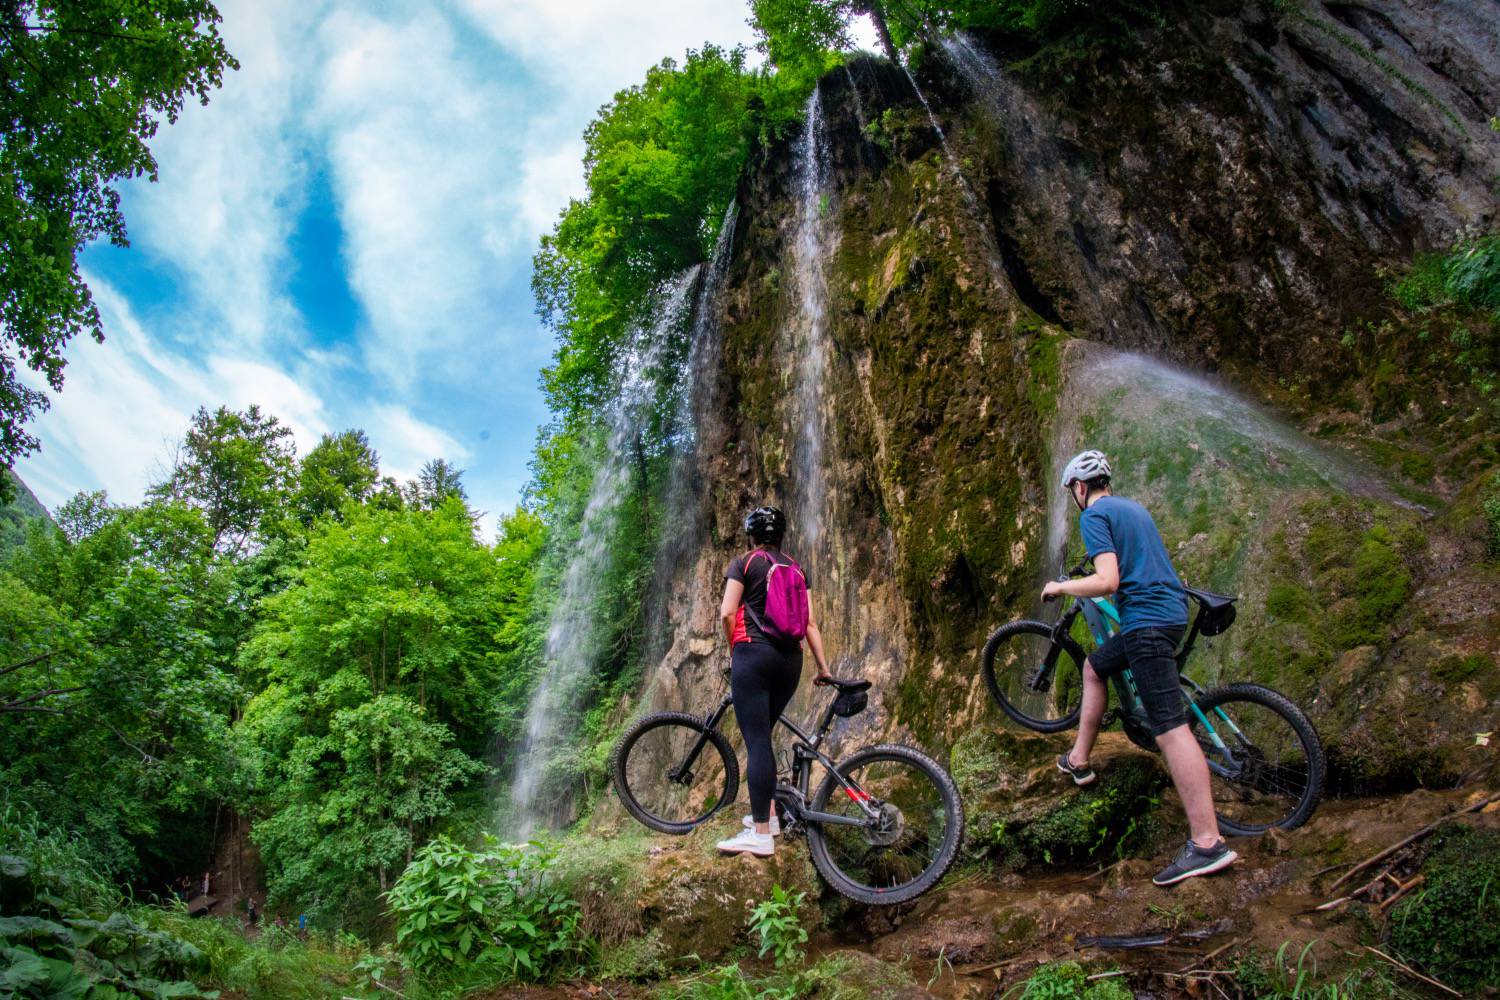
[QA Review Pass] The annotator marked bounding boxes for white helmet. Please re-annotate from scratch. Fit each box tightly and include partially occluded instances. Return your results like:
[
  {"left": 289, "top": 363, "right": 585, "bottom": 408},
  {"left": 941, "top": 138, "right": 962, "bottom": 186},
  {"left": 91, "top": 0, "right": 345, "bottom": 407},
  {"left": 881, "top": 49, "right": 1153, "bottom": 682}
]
[{"left": 1061, "top": 450, "right": 1112, "bottom": 490}]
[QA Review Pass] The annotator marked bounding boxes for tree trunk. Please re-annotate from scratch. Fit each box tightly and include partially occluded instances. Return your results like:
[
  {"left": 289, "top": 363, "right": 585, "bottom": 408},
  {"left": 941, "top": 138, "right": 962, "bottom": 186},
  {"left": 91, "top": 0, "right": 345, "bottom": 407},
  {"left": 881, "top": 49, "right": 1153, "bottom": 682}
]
[{"left": 864, "top": 1, "right": 899, "bottom": 62}]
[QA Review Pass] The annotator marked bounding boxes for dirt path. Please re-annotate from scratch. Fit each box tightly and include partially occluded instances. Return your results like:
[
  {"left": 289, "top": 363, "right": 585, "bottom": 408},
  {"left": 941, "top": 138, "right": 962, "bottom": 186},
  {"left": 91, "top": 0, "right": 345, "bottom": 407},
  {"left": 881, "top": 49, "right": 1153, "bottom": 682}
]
[{"left": 812, "top": 787, "right": 1498, "bottom": 998}]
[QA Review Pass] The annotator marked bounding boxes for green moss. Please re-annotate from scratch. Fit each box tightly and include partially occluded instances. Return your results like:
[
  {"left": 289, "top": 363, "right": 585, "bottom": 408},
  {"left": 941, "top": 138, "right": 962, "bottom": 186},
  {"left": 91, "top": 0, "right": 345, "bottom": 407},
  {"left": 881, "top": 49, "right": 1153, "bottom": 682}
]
[
  {"left": 1265, "top": 582, "right": 1315, "bottom": 622},
  {"left": 1390, "top": 824, "right": 1500, "bottom": 991}
]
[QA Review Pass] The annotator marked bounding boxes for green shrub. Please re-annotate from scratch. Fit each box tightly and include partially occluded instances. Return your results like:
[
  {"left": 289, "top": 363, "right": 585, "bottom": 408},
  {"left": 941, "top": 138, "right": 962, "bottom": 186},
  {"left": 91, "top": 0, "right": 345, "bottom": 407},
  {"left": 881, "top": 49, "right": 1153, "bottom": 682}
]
[
  {"left": 1012, "top": 961, "right": 1130, "bottom": 999},
  {"left": 1389, "top": 824, "right": 1500, "bottom": 991},
  {"left": 1391, "top": 232, "right": 1500, "bottom": 318},
  {"left": 1483, "top": 470, "right": 1500, "bottom": 557},
  {"left": 749, "top": 885, "right": 808, "bottom": 970},
  {"left": 386, "top": 836, "right": 580, "bottom": 982}
]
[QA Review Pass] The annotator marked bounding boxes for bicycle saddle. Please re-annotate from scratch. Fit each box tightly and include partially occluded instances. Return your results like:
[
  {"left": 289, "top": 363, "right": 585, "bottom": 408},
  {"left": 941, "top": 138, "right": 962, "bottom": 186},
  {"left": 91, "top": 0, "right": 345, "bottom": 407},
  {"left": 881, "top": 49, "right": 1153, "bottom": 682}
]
[
  {"left": 1184, "top": 586, "right": 1236, "bottom": 610},
  {"left": 822, "top": 677, "right": 871, "bottom": 693}
]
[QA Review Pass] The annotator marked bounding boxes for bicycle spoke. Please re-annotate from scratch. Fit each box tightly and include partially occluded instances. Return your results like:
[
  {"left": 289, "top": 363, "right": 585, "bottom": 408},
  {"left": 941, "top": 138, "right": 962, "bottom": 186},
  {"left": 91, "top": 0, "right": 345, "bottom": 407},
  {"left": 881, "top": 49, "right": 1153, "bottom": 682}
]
[
  {"left": 817, "top": 756, "right": 951, "bottom": 894},
  {"left": 1192, "top": 700, "right": 1311, "bottom": 830},
  {"left": 991, "top": 628, "right": 1083, "bottom": 724},
  {"left": 621, "top": 722, "right": 731, "bottom": 827}
]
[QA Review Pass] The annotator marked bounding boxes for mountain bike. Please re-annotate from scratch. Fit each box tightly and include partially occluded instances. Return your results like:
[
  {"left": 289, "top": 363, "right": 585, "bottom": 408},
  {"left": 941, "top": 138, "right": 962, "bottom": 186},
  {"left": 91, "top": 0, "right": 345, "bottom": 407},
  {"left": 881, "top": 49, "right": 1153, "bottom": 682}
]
[
  {"left": 610, "top": 676, "right": 964, "bottom": 905},
  {"left": 980, "top": 559, "right": 1326, "bottom": 834}
]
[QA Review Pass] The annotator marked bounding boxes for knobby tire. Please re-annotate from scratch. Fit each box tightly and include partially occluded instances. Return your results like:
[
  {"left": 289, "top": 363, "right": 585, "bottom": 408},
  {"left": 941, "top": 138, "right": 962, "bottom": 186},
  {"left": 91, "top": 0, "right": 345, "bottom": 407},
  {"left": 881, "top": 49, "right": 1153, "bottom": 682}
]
[
  {"left": 1191, "top": 683, "right": 1326, "bottom": 835},
  {"left": 806, "top": 743, "right": 964, "bottom": 905},
  {"left": 981, "top": 619, "right": 1086, "bottom": 732},
  {"left": 610, "top": 712, "right": 739, "bottom": 835}
]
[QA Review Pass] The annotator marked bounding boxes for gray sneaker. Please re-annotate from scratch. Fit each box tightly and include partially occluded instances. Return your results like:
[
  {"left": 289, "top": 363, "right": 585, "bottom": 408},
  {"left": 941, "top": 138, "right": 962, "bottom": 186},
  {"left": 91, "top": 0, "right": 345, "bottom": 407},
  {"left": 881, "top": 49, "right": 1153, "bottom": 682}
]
[
  {"left": 1153, "top": 839, "right": 1237, "bottom": 886},
  {"left": 1056, "top": 753, "right": 1096, "bottom": 786}
]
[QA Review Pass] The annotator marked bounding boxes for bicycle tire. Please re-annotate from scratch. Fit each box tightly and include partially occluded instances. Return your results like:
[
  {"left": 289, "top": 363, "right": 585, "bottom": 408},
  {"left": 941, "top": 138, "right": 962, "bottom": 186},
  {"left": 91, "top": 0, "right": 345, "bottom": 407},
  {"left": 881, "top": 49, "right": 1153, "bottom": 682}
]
[
  {"left": 611, "top": 712, "right": 740, "bottom": 835},
  {"left": 981, "top": 619, "right": 1086, "bottom": 733},
  {"left": 806, "top": 743, "right": 964, "bottom": 905},
  {"left": 1189, "top": 683, "right": 1326, "bottom": 835}
]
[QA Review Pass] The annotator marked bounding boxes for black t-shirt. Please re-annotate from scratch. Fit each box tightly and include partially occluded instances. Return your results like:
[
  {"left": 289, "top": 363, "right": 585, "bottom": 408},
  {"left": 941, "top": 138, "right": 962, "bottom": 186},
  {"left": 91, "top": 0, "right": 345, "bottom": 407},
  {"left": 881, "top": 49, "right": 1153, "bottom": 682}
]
[{"left": 726, "top": 547, "right": 809, "bottom": 645}]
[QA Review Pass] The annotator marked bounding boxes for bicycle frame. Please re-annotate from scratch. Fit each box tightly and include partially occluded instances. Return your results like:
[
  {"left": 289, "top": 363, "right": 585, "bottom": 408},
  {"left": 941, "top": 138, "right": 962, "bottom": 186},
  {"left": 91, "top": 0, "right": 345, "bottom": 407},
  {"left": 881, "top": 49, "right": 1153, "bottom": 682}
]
[
  {"left": 670, "top": 691, "right": 882, "bottom": 830},
  {"left": 1049, "top": 587, "right": 1248, "bottom": 763}
]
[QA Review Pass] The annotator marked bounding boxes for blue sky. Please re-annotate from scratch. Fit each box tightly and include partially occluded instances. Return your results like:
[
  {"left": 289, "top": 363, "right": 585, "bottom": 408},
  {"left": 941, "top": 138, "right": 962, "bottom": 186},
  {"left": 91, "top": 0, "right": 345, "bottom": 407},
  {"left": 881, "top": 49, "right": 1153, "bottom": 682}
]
[{"left": 14, "top": 0, "right": 771, "bottom": 530}]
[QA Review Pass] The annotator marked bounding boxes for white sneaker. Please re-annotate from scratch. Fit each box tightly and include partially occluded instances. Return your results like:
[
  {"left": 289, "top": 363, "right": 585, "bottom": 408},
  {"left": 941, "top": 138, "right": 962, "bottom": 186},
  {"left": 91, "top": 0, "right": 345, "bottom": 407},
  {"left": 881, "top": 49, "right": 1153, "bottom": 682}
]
[
  {"left": 716, "top": 829, "right": 775, "bottom": 857},
  {"left": 743, "top": 814, "right": 782, "bottom": 836}
]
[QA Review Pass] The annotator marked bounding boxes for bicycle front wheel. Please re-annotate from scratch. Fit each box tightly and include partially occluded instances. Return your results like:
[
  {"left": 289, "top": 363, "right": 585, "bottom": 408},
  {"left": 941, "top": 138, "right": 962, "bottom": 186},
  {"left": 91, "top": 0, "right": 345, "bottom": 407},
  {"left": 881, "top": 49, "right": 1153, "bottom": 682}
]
[
  {"left": 981, "top": 620, "right": 1085, "bottom": 732},
  {"left": 806, "top": 744, "right": 964, "bottom": 905},
  {"left": 611, "top": 712, "right": 739, "bottom": 835},
  {"left": 1188, "top": 683, "right": 1326, "bottom": 835}
]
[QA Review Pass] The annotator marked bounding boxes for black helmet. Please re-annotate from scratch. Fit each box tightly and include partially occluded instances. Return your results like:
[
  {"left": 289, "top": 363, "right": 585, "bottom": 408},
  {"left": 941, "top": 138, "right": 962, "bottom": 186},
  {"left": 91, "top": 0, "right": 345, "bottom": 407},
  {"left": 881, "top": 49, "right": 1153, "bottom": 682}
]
[{"left": 744, "top": 505, "right": 786, "bottom": 545}]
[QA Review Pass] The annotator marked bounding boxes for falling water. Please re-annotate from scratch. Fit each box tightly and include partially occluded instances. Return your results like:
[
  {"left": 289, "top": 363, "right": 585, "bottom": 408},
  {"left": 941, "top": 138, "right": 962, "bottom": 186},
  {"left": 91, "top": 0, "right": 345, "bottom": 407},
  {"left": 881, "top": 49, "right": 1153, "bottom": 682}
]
[
  {"left": 841, "top": 64, "right": 869, "bottom": 136},
  {"left": 655, "top": 201, "right": 740, "bottom": 577},
  {"left": 508, "top": 267, "right": 701, "bottom": 839},
  {"left": 789, "top": 87, "right": 836, "bottom": 560},
  {"left": 1044, "top": 343, "right": 1400, "bottom": 575}
]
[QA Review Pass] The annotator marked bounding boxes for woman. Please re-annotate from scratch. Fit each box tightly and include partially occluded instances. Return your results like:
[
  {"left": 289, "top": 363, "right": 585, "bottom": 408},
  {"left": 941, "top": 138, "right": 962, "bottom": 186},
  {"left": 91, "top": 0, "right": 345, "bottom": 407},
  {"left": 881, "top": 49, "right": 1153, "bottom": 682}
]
[{"left": 715, "top": 505, "right": 833, "bottom": 857}]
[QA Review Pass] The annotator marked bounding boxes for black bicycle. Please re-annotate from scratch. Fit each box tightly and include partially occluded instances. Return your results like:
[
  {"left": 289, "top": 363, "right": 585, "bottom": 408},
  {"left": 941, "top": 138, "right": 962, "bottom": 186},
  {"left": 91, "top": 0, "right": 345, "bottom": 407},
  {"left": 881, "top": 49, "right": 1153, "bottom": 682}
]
[
  {"left": 980, "top": 559, "right": 1326, "bottom": 835},
  {"left": 610, "top": 677, "right": 964, "bottom": 905}
]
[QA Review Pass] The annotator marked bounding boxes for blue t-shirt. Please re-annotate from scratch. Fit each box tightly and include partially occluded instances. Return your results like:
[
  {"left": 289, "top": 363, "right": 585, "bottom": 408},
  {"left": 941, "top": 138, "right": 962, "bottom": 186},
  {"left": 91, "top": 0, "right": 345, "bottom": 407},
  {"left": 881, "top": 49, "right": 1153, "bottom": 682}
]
[{"left": 1079, "top": 495, "right": 1188, "bottom": 634}]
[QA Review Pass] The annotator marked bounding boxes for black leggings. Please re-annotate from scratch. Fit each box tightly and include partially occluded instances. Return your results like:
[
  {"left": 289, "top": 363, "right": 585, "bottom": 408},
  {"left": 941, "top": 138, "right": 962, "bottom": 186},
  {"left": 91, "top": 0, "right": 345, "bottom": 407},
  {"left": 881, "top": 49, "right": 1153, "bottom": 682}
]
[{"left": 731, "top": 640, "right": 803, "bottom": 822}]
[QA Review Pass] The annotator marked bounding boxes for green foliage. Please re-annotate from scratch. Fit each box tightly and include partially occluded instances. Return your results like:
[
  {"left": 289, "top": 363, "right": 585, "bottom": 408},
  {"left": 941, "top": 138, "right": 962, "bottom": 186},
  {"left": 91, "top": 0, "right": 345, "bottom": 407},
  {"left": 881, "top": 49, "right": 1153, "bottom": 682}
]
[
  {"left": 1389, "top": 824, "right": 1500, "bottom": 991},
  {"left": 1010, "top": 961, "right": 1130, "bottom": 1000},
  {"left": 0, "top": 830, "right": 215, "bottom": 999},
  {"left": 387, "top": 837, "right": 579, "bottom": 982},
  {"left": 749, "top": 885, "right": 808, "bottom": 969},
  {"left": 534, "top": 45, "right": 803, "bottom": 428},
  {"left": 148, "top": 405, "right": 298, "bottom": 555},
  {"left": 0, "top": 1, "right": 237, "bottom": 469},
  {"left": 0, "top": 471, "right": 53, "bottom": 553},
  {"left": 1484, "top": 470, "right": 1500, "bottom": 557},
  {"left": 1391, "top": 231, "right": 1500, "bottom": 320},
  {"left": 291, "top": 430, "right": 380, "bottom": 526}
]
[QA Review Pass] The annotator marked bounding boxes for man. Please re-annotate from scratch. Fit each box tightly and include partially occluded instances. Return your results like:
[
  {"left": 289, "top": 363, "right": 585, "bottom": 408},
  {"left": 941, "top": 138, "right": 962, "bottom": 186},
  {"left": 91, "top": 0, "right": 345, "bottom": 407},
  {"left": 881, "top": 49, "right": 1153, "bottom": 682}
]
[{"left": 1043, "top": 450, "right": 1237, "bottom": 886}]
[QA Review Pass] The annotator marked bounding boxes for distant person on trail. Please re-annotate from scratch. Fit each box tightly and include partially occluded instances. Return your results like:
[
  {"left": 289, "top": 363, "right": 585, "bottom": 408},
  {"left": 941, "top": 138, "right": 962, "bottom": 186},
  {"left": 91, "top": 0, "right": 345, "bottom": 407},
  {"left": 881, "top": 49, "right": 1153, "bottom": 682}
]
[
  {"left": 1046, "top": 450, "right": 1238, "bottom": 886},
  {"left": 715, "top": 505, "right": 834, "bottom": 858}
]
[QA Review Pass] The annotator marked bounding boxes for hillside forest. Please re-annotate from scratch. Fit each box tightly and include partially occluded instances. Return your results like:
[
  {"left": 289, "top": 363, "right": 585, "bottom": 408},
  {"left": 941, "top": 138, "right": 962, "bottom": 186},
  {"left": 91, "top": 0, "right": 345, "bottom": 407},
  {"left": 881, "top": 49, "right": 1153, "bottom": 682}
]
[{"left": 2, "top": 1, "right": 1499, "bottom": 999}]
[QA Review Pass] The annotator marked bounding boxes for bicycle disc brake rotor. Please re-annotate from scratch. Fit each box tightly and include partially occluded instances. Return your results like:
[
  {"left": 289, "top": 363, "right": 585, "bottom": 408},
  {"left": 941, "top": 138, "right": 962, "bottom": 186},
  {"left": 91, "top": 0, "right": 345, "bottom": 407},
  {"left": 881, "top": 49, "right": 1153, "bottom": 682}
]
[{"left": 862, "top": 802, "right": 905, "bottom": 847}]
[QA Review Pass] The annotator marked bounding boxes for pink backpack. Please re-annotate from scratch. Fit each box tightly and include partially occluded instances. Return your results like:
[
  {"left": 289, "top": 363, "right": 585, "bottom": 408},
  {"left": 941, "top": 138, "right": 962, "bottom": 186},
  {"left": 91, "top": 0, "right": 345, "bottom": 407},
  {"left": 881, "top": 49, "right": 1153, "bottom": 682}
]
[{"left": 744, "top": 550, "right": 810, "bottom": 644}]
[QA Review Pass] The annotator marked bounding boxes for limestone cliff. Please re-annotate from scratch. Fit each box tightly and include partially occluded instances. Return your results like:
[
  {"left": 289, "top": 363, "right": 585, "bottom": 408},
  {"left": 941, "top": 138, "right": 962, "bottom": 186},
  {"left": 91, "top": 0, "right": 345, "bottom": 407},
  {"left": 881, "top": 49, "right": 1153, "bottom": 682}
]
[{"left": 628, "top": 0, "right": 1498, "bottom": 792}]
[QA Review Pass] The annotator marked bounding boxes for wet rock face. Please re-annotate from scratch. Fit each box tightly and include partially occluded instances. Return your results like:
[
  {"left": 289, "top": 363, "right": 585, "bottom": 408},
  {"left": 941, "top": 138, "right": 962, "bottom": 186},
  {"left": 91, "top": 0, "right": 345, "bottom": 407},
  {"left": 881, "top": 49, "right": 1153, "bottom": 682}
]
[{"left": 629, "top": 0, "right": 1498, "bottom": 788}]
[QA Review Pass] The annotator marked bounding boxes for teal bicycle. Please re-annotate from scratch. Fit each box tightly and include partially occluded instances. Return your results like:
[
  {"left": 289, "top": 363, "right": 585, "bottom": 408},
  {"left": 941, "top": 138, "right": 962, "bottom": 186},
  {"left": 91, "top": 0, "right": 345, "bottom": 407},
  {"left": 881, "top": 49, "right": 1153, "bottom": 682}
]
[{"left": 980, "top": 559, "right": 1326, "bottom": 834}]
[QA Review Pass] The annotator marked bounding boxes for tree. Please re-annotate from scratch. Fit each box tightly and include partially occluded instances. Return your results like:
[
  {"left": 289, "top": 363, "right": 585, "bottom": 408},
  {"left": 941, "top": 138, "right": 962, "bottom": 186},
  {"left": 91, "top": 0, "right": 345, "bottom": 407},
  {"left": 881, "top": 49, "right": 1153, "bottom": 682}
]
[
  {"left": 293, "top": 429, "right": 380, "bottom": 525},
  {"left": 0, "top": 1, "right": 237, "bottom": 472},
  {"left": 149, "top": 404, "right": 297, "bottom": 554},
  {"left": 239, "top": 499, "right": 511, "bottom": 920},
  {"left": 408, "top": 458, "right": 467, "bottom": 511},
  {"left": 749, "top": 0, "right": 900, "bottom": 65}
]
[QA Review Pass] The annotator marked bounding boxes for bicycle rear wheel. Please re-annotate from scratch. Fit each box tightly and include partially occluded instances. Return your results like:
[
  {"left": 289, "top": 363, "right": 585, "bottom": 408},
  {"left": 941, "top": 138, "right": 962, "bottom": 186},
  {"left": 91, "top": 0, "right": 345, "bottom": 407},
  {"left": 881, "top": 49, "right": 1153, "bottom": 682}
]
[
  {"left": 806, "top": 744, "right": 964, "bottom": 905},
  {"left": 1188, "top": 683, "right": 1326, "bottom": 835},
  {"left": 981, "top": 620, "right": 1085, "bottom": 732},
  {"left": 611, "top": 712, "right": 739, "bottom": 835}
]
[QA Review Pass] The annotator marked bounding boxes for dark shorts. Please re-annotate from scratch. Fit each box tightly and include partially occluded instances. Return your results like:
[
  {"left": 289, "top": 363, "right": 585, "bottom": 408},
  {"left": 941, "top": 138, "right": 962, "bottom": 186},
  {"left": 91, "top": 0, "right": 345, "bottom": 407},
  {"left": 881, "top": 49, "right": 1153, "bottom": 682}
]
[{"left": 1087, "top": 625, "right": 1187, "bottom": 737}]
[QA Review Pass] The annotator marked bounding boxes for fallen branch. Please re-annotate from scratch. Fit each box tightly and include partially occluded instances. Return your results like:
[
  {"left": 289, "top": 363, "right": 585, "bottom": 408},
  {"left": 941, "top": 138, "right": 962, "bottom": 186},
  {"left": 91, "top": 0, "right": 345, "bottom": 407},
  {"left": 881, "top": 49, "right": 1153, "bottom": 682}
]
[
  {"left": 1375, "top": 874, "right": 1426, "bottom": 916},
  {"left": 1086, "top": 970, "right": 1126, "bottom": 982},
  {"left": 953, "top": 957, "right": 1019, "bottom": 977},
  {"left": 1308, "top": 860, "right": 1354, "bottom": 879},
  {"left": 1330, "top": 792, "right": 1500, "bottom": 891},
  {"left": 1178, "top": 938, "right": 1239, "bottom": 973},
  {"left": 1363, "top": 946, "right": 1460, "bottom": 998}
]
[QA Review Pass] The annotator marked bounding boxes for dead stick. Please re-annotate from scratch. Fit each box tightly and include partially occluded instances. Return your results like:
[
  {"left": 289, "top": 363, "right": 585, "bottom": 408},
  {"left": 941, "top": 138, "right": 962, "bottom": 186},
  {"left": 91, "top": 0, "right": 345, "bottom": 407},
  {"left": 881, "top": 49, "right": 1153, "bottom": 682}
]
[
  {"left": 1178, "top": 938, "right": 1239, "bottom": 973},
  {"left": 1376, "top": 874, "right": 1426, "bottom": 916},
  {"left": 1331, "top": 792, "right": 1500, "bottom": 891},
  {"left": 1309, "top": 860, "right": 1355, "bottom": 878},
  {"left": 1363, "top": 947, "right": 1461, "bottom": 998},
  {"left": 954, "top": 957, "right": 1019, "bottom": 976}
]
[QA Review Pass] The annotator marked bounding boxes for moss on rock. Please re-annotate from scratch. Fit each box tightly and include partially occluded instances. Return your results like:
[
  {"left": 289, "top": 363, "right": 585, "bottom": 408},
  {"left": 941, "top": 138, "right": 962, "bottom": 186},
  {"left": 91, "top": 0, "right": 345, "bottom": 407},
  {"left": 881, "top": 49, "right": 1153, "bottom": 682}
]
[{"left": 951, "top": 729, "right": 1167, "bottom": 868}]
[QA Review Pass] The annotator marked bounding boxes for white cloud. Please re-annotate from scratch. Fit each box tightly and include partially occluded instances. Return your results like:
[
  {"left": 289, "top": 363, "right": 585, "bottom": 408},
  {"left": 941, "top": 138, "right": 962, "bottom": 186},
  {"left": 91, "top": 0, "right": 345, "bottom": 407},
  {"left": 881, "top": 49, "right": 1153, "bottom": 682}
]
[
  {"left": 127, "top": 0, "right": 323, "bottom": 350},
  {"left": 364, "top": 404, "right": 471, "bottom": 485}
]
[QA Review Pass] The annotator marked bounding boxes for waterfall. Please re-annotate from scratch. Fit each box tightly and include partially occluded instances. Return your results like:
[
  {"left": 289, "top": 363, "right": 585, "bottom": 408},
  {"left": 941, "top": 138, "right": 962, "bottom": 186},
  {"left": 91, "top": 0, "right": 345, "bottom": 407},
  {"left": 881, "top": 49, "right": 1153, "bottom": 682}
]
[
  {"left": 508, "top": 266, "right": 701, "bottom": 839},
  {"left": 789, "top": 87, "right": 836, "bottom": 564},
  {"left": 1044, "top": 343, "right": 1401, "bottom": 579},
  {"left": 655, "top": 202, "right": 740, "bottom": 579}
]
